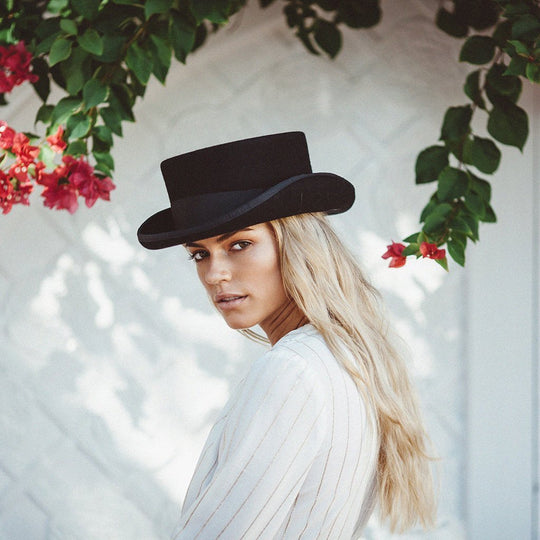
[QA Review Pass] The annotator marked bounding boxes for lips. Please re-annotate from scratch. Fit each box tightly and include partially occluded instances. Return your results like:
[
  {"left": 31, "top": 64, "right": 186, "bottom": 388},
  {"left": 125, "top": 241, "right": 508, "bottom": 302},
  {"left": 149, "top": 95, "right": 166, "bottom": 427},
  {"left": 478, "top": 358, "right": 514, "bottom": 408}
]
[{"left": 215, "top": 293, "right": 247, "bottom": 308}]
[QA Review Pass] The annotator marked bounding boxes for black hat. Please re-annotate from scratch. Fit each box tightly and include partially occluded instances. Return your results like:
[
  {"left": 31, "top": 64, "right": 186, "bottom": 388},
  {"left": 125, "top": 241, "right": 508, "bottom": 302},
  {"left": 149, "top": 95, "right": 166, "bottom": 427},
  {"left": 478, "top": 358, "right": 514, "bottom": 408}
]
[{"left": 137, "top": 131, "right": 355, "bottom": 249}]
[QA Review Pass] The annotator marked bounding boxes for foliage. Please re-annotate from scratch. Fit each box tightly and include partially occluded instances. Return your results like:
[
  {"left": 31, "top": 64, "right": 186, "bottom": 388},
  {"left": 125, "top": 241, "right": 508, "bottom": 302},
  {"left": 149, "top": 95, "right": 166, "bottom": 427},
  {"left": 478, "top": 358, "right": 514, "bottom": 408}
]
[
  {"left": 0, "top": 0, "right": 247, "bottom": 211},
  {"left": 0, "top": 0, "right": 538, "bottom": 270},
  {"left": 391, "top": 0, "right": 540, "bottom": 269}
]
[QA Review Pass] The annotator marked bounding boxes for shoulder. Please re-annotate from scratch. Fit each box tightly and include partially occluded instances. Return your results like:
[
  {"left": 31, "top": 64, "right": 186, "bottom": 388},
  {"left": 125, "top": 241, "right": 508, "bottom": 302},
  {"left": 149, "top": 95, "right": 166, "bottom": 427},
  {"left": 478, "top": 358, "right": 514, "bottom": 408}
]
[{"left": 250, "top": 325, "right": 329, "bottom": 391}]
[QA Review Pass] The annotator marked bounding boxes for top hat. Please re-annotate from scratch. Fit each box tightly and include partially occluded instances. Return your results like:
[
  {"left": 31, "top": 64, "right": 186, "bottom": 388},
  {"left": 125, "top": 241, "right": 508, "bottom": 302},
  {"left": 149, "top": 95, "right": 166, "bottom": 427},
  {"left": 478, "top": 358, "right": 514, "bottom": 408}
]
[{"left": 137, "top": 131, "right": 355, "bottom": 249}]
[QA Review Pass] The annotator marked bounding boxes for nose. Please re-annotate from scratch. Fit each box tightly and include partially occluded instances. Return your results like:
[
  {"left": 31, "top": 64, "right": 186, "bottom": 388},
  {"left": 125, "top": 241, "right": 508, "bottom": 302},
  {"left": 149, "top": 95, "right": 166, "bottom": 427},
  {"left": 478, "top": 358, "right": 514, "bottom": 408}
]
[{"left": 203, "top": 253, "right": 232, "bottom": 285}]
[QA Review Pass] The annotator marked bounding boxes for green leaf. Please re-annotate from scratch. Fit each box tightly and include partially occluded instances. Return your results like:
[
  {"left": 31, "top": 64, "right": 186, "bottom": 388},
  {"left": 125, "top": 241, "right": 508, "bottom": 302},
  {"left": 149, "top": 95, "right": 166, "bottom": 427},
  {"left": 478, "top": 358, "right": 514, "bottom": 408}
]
[
  {"left": 191, "top": 0, "right": 231, "bottom": 24},
  {"left": 100, "top": 107, "right": 123, "bottom": 136},
  {"left": 35, "top": 104, "right": 54, "bottom": 125},
  {"left": 469, "top": 136, "right": 501, "bottom": 174},
  {"left": 83, "top": 78, "right": 109, "bottom": 110},
  {"left": 437, "top": 167, "right": 468, "bottom": 202},
  {"left": 462, "top": 211, "right": 479, "bottom": 241},
  {"left": 508, "top": 39, "right": 530, "bottom": 56},
  {"left": 526, "top": 61, "right": 540, "bottom": 82},
  {"left": 450, "top": 216, "right": 472, "bottom": 235},
  {"left": 440, "top": 105, "right": 472, "bottom": 142},
  {"left": 415, "top": 145, "right": 449, "bottom": 184},
  {"left": 60, "top": 19, "right": 78, "bottom": 36},
  {"left": 485, "top": 63, "right": 522, "bottom": 104},
  {"left": 512, "top": 15, "right": 540, "bottom": 41},
  {"left": 402, "top": 232, "right": 420, "bottom": 243},
  {"left": 401, "top": 243, "right": 419, "bottom": 257},
  {"left": 39, "top": 144, "right": 56, "bottom": 169},
  {"left": 423, "top": 203, "right": 453, "bottom": 233},
  {"left": 61, "top": 46, "right": 90, "bottom": 95},
  {"left": 48, "top": 0, "right": 69, "bottom": 13},
  {"left": 93, "top": 125, "right": 113, "bottom": 145},
  {"left": 482, "top": 203, "right": 497, "bottom": 223},
  {"left": 66, "top": 112, "right": 91, "bottom": 140},
  {"left": 149, "top": 34, "right": 172, "bottom": 83},
  {"left": 71, "top": 0, "right": 101, "bottom": 20},
  {"left": 314, "top": 19, "right": 342, "bottom": 58},
  {"left": 460, "top": 35, "right": 496, "bottom": 65},
  {"left": 30, "top": 57, "right": 50, "bottom": 102},
  {"left": 434, "top": 257, "right": 449, "bottom": 271},
  {"left": 420, "top": 198, "right": 438, "bottom": 222},
  {"left": 448, "top": 237, "right": 466, "bottom": 266},
  {"left": 93, "top": 151, "right": 115, "bottom": 174},
  {"left": 470, "top": 174, "right": 492, "bottom": 202},
  {"left": 145, "top": 0, "right": 173, "bottom": 18},
  {"left": 93, "top": 34, "right": 125, "bottom": 62},
  {"left": 77, "top": 28, "right": 104, "bottom": 55},
  {"left": 504, "top": 3, "right": 531, "bottom": 17},
  {"left": 487, "top": 100, "right": 528, "bottom": 150},
  {"left": 464, "top": 190, "right": 485, "bottom": 218},
  {"left": 108, "top": 84, "right": 135, "bottom": 121},
  {"left": 49, "top": 38, "right": 72, "bottom": 66},
  {"left": 169, "top": 12, "right": 196, "bottom": 63},
  {"left": 493, "top": 19, "right": 512, "bottom": 48},
  {"left": 436, "top": 7, "right": 468, "bottom": 38},
  {"left": 505, "top": 55, "right": 528, "bottom": 77},
  {"left": 36, "top": 17, "right": 61, "bottom": 40},
  {"left": 65, "top": 139, "right": 87, "bottom": 156},
  {"left": 464, "top": 70, "right": 486, "bottom": 109},
  {"left": 126, "top": 42, "right": 153, "bottom": 85},
  {"left": 51, "top": 97, "right": 82, "bottom": 125}
]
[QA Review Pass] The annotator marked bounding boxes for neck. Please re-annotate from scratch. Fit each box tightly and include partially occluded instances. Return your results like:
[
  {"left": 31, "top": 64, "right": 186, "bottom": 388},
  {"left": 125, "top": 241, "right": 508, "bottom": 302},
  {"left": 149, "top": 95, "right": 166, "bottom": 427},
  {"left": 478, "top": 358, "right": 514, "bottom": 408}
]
[{"left": 260, "top": 298, "right": 309, "bottom": 346}]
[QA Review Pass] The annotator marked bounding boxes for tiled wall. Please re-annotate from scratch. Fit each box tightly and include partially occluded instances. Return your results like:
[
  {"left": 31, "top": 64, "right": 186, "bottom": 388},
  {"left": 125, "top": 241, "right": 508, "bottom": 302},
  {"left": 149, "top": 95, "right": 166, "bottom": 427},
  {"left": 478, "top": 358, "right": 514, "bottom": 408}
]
[{"left": 4, "top": 1, "right": 533, "bottom": 538}]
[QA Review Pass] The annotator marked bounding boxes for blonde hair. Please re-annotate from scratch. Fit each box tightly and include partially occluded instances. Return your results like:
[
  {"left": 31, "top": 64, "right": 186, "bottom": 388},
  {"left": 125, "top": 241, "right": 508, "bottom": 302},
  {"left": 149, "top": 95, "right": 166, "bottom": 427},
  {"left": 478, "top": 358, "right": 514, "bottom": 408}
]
[{"left": 262, "top": 212, "right": 436, "bottom": 532}]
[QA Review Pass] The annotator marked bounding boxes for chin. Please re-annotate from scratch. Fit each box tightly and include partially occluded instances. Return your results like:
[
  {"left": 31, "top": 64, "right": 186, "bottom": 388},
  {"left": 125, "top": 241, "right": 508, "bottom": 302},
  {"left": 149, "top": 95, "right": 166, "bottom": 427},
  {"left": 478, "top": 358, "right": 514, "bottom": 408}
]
[{"left": 222, "top": 316, "right": 257, "bottom": 331}]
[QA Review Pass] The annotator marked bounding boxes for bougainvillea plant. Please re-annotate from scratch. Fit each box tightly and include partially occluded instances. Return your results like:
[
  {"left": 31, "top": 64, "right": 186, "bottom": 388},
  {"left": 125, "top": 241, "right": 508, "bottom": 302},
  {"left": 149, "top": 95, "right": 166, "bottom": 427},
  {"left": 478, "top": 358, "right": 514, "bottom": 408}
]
[{"left": 0, "top": 0, "right": 539, "bottom": 270}]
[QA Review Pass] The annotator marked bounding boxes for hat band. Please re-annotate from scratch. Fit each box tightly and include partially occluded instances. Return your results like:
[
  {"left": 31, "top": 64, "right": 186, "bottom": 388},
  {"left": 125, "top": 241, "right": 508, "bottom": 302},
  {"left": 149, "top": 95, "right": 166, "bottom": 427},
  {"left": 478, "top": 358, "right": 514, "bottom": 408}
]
[{"left": 171, "top": 189, "right": 264, "bottom": 230}]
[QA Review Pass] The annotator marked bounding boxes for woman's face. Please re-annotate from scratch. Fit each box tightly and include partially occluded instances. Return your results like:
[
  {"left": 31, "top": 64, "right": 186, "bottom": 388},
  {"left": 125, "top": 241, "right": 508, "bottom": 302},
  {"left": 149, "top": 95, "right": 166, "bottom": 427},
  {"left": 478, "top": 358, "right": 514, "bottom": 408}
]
[{"left": 185, "top": 223, "right": 289, "bottom": 333}]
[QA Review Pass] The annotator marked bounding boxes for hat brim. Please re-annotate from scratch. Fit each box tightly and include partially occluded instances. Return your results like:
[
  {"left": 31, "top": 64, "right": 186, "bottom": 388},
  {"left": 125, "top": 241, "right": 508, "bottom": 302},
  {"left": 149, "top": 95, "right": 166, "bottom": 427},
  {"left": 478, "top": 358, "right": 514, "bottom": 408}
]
[{"left": 137, "top": 173, "right": 354, "bottom": 250}]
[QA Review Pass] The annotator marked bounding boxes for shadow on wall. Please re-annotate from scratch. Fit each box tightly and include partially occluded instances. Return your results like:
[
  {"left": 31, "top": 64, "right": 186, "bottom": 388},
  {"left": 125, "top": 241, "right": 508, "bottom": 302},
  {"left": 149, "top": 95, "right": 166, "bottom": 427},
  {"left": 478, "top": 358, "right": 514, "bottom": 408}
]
[{"left": 0, "top": 209, "right": 259, "bottom": 539}]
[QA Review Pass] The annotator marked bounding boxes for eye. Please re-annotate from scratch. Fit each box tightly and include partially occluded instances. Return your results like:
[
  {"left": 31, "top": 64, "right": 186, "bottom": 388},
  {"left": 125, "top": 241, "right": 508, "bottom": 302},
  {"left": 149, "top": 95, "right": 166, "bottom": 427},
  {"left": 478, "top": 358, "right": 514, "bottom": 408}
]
[
  {"left": 230, "top": 240, "right": 251, "bottom": 251},
  {"left": 188, "top": 250, "right": 208, "bottom": 262}
]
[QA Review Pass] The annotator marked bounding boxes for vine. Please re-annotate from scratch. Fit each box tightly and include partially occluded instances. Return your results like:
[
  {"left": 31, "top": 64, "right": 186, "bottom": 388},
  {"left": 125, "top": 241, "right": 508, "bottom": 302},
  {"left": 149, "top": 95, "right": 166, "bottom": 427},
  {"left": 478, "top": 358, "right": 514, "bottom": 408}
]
[{"left": 0, "top": 0, "right": 539, "bottom": 269}]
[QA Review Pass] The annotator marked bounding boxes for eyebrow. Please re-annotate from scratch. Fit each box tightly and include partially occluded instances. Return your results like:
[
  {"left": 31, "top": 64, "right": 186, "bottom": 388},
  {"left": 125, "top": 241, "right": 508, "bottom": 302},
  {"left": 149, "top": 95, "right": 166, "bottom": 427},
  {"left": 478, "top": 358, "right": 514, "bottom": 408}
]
[{"left": 185, "top": 227, "right": 254, "bottom": 248}]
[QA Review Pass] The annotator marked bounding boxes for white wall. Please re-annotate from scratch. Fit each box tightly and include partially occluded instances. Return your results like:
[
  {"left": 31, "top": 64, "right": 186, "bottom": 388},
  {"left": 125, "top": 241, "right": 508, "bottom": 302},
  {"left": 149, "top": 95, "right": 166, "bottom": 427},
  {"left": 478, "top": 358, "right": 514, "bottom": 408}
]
[{"left": 0, "top": 1, "right": 537, "bottom": 538}]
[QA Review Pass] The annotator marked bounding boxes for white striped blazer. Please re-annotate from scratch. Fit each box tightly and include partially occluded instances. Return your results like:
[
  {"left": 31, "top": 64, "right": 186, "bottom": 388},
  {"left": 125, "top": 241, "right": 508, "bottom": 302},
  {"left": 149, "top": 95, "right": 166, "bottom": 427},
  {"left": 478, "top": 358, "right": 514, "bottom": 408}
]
[{"left": 175, "top": 324, "right": 379, "bottom": 539}]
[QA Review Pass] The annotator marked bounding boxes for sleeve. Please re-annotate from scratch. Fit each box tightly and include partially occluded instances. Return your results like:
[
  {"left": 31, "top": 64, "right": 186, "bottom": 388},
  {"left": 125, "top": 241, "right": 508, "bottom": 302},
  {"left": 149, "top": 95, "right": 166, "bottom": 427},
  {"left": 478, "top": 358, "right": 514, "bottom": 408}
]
[{"left": 175, "top": 347, "right": 328, "bottom": 539}]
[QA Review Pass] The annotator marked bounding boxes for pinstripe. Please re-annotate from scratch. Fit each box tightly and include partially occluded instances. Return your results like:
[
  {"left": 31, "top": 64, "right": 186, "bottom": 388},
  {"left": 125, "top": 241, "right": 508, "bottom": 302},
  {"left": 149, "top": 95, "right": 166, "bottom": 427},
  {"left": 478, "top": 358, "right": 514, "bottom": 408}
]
[
  {"left": 236, "top": 405, "right": 326, "bottom": 539},
  {"left": 220, "top": 363, "right": 283, "bottom": 462},
  {"left": 217, "top": 383, "right": 317, "bottom": 537},
  {"left": 325, "top": 365, "right": 353, "bottom": 538},
  {"left": 191, "top": 363, "right": 310, "bottom": 538},
  {"left": 181, "top": 364, "right": 285, "bottom": 529},
  {"left": 175, "top": 325, "right": 379, "bottom": 540},
  {"left": 294, "top": 340, "right": 336, "bottom": 539}
]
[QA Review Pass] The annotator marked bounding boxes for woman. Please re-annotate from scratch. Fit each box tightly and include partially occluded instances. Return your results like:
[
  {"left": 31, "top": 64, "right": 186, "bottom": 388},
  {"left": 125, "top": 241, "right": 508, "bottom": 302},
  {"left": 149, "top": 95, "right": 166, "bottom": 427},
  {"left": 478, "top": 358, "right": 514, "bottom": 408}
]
[{"left": 138, "top": 132, "right": 436, "bottom": 538}]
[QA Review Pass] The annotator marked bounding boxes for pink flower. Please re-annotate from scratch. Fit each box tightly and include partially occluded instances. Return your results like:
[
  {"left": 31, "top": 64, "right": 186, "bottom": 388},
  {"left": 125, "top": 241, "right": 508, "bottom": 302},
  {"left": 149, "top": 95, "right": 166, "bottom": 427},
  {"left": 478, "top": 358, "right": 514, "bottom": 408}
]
[
  {"left": 11, "top": 132, "right": 39, "bottom": 164},
  {"left": 41, "top": 182, "right": 79, "bottom": 213},
  {"left": 0, "top": 169, "right": 14, "bottom": 214},
  {"left": 0, "top": 41, "right": 38, "bottom": 93},
  {"left": 382, "top": 241, "right": 407, "bottom": 268},
  {"left": 0, "top": 120, "right": 16, "bottom": 149},
  {"left": 46, "top": 125, "right": 67, "bottom": 153},
  {"left": 64, "top": 155, "right": 115, "bottom": 208},
  {"left": 419, "top": 242, "right": 446, "bottom": 260},
  {"left": 8, "top": 160, "right": 30, "bottom": 183}
]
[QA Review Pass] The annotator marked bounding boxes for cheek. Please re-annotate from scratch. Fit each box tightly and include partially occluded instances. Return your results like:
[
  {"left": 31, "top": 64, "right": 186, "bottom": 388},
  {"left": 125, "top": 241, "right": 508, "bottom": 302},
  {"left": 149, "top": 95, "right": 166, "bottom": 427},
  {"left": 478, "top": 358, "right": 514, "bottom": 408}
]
[{"left": 252, "top": 246, "right": 285, "bottom": 299}]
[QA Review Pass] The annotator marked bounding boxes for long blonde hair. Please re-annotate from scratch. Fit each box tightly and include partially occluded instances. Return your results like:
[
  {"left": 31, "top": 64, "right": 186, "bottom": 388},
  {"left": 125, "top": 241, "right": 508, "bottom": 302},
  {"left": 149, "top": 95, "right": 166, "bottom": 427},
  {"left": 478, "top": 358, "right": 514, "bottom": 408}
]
[{"left": 264, "top": 212, "right": 436, "bottom": 533}]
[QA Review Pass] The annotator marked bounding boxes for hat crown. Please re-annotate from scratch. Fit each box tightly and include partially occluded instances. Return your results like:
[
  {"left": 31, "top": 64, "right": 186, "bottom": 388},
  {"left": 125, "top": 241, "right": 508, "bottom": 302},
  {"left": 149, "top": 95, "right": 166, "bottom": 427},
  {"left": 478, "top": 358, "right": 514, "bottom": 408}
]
[{"left": 160, "top": 132, "right": 312, "bottom": 203}]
